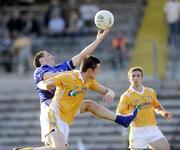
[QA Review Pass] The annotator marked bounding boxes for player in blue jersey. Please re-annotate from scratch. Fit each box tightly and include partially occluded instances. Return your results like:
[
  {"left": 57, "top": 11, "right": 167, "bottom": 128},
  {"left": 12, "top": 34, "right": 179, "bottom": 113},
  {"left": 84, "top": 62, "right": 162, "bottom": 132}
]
[
  {"left": 14, "top": 30, "right": 140, "bottom": 150},
  {"left": 33, "top": 29, "right": 110, "bottom": 144}
]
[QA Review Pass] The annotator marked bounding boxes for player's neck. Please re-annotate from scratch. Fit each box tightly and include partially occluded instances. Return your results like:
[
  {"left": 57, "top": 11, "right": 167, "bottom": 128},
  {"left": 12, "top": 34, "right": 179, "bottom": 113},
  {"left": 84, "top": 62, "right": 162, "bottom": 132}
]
[
  {"left": 41, "top": 63, "right": 53, "bottom": 67},
  {"left": 80, "top": 71, "right": 88, "bottom": 82},
  {"left": 132, "top": 85, "right": 143, "bottom": 92}
]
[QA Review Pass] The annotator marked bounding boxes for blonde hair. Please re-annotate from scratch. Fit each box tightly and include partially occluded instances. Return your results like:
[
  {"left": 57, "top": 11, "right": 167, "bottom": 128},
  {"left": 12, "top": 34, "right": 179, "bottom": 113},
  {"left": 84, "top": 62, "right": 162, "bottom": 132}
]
[{"left": 128, "top": 66, "right": 144, "bottom": 77}]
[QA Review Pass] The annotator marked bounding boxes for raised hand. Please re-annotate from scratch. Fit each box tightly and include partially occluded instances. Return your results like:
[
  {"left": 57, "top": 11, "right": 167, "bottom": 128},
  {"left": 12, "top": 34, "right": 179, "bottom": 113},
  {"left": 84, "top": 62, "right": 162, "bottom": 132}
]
[{"left": 96, "top": 29, "right": 110, "bottom": 40}]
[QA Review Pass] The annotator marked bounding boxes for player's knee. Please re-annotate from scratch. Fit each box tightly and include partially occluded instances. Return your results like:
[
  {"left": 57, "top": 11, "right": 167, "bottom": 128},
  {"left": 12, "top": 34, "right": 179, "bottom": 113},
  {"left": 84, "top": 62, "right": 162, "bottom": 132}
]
[
  {"left": 84, "top": 100, "right": 97, "bottom": 112},
  {"left": 53, "top": 139, "right": 66, "bottom": 150},
  {"left": 163, "top": 141, "right": 170, "bottom": 150},
  {"left": 55, "top": 144, "right": 66, "bottom": 150},
  {"left": 47, "top": 131, "right": 66, "bottom": 150}
]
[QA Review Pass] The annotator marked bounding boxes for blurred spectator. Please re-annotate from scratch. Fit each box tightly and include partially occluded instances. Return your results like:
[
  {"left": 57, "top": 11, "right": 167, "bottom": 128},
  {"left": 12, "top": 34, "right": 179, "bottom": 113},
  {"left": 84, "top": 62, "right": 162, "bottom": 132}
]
[
  {"left": 79, "top": 0, "right": 99, "bottom": 32},
  {"left": 12, "top": 34, "right": 32, "bottom": 75},
  {"left": 47, "top": 8, "right": 66, "bottom": 37},
  {"left": 111, "top": 33, "right": 130, "bottom": 70},
  {"left": 6, "top": 10, "right": 25, "bottom": 38},
  {"left": 44, "top": 0, "right": 66, "bottom": 28},
  {"left": 18, "top": 0, "right": 34, "bottom": 5},
  {"left": 0, "top": 32, "right": 14, "bottom": 72},
  {"left": 164, "top": 0, "right": 180, "bottom": 45},
  {"left": 24, "top": 12, "right": 41, "bottom": 37},
  {"left": 67, "top": 0, "right": 79, "bottom": 10},
  {"left": 66, "top": 10, "right": 84, "bottom": 37}
]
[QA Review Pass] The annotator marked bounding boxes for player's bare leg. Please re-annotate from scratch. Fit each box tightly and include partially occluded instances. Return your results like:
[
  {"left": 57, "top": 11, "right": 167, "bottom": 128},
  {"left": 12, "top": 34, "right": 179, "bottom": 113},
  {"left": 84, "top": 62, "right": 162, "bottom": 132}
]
[
  {"left": 45, "top": 130, "right": 67, "bottom": 150},
  {"left": 14, "top": 130, "right": 66, "bottom": 150},
  {"left": 150, "top": 137, "right": 170, "bottom": 150},
  {"left": 13, "top": 146, "right": 53, "bottom": 150},
  {"left": 80, "top": 100, "right": 116, "bottom": 121},
  {"left": 80, "top": 100, "right": 139, "bottom": 127}
]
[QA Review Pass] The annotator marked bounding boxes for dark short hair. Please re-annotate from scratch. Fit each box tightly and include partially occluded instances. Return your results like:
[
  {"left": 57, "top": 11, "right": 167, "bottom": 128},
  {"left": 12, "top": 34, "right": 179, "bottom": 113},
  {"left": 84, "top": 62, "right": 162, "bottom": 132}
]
[
  {"left": 128, "top": 66, "right": 144, "bottom": 77},
  {"left": 80, "top": 55, "right": 101, "bottom": 72},
  {"left": 33, "top": 51, "right": 46, "bottom": 68}
]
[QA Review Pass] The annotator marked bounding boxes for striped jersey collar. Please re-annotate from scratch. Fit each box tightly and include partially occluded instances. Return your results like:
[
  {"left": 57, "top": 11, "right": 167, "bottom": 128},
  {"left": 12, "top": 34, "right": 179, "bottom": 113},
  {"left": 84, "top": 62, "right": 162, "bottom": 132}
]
[{"left": 129, "top": 85, "right": 145, "bottom": 95}]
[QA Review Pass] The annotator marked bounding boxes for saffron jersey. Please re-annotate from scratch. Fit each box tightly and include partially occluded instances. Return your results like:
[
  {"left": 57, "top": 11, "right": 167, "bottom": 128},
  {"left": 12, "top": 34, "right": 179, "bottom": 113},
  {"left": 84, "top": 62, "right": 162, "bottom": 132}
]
[
  {"left": 49, "top": 70, "right": 100, "bottom": 124},
  {"left": 34, "top": 60, "right": 75, "bottom": 105},
  {"left": 116, "top": 86, "right": 160, "bottom": 127}
]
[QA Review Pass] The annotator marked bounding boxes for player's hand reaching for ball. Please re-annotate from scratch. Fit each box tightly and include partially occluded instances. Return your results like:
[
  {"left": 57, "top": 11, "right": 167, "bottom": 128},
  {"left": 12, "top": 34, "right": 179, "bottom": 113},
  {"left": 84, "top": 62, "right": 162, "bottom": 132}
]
[{"left": 96, "top": 29, "right": 110, "bottom": 40}]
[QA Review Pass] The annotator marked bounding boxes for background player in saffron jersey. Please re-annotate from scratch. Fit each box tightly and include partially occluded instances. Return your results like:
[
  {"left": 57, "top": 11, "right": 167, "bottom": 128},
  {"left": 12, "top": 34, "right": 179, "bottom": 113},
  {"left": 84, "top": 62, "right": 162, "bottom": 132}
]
[
  {"left": 116, "top": 66, "right": 172, "bottom": 150},
  {"left": 36, "top": 56, "right": 139, "bottom": 150}
]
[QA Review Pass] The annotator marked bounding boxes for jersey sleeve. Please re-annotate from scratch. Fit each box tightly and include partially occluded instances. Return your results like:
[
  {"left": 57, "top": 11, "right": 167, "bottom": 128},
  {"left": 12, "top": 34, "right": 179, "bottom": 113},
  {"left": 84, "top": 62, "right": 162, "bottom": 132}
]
[
  {"left": 88, "top": 80, "right": 102, "bottom": 91},
  {"left": 116, "top": 94, "right": 130, "bottom": 115},
  {"left": 55, "top": 60, "right": 76, "bottom": 71},
  {"left": 51, "top": 72, "right": 73, "bottom": 87},
  {"left": 34, "top": 67, "right": 52, "bottom": 84},
  {"left": 151, "top": 89, "right": 160, "bottom": 108}
]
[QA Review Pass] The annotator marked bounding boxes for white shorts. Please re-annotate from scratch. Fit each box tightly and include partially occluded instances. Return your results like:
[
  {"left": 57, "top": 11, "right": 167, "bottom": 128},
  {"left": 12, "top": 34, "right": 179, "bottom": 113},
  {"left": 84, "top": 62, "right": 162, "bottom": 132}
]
[
  {"left": 40, "top": 103, "right": 49, "bottom": 143},
  {"left": 129, "top": 125, "right": 166, "bottom": 149},
  {"left": 40, "top": 103, "right": 69, "bottom": 144}
]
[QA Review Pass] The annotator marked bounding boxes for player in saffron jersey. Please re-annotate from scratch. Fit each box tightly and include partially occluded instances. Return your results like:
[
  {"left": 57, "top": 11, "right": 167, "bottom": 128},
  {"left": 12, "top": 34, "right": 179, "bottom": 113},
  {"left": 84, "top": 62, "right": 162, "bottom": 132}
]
[
  {"left": 116, "top": 66, "right": 172, "bottom": 150},
  {"left": 36, "top": 56, "right": 140, "bottom": 150}
]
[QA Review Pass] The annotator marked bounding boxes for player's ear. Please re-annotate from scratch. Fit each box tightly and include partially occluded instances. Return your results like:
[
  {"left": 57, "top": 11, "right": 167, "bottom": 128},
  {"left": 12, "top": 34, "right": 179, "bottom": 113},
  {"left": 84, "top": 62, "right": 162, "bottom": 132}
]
[
  {"left": 128, "top": 75, "right": 131, "bottom": 82},
  {"left": 86, "top": 68, "right": 93, "bottom": 74}
]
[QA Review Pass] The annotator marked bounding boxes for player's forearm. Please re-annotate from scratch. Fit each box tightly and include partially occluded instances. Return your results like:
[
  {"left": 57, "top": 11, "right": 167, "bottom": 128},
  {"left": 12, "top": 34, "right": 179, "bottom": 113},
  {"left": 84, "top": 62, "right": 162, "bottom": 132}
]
[
  {"left": 72, "top": 38, "right": 103, "bottom": 66},
  {"left": 80, "top": 38, "right": 102, "bottom": 58},
  {"left": 154, "top": 105, "right": 166, "bottom": 116},
  {"left": 43, "top": 72, "right": 60, "bottom": 80},
  {"left": 38, "top": 80, "right": 55, "bottom": 91}
]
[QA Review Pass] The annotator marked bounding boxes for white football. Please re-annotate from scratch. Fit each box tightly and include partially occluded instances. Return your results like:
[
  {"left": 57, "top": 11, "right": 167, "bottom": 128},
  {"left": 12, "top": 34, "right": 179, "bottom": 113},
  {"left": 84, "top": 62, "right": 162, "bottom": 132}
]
[{"left": 94, "top": 10, "right": 114, "bottom": 30}]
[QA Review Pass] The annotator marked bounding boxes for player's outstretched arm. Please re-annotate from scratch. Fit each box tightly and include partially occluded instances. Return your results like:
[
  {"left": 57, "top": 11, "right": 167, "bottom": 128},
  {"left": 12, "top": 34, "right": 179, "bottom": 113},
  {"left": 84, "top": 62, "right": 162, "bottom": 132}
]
[
  {"left": 91, "top": 82, "right": 115, "bottom": 103},
  {"left": 154, "top": 105, "right": 172, "bottom": 121},
  {"left": 72, "top": 29, "right": 109, "bottom": 66}
]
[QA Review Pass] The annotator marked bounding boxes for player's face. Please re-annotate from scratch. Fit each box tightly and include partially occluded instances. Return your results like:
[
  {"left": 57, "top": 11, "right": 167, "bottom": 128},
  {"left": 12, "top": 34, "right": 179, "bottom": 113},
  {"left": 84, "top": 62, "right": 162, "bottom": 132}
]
[
  {"left": 129, "top": 70, "right": 143, "bottom": 87},
  {"left": 42, "top": 52, "right": 55, "bottom": 66},
  {"left": 89, "top": 64, "right": 100, "bottom": 79}
]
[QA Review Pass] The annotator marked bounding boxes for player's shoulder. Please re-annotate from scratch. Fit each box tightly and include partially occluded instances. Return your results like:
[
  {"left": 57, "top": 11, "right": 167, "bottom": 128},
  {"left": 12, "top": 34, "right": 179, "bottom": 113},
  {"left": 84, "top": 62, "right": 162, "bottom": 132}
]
[
  {"left": 34, "top": 67, "right": 42, "bottom": 76},
  {"left": 35, "top": 65, "right": 50, "bottom": 72},
  {"left": 56, "top": 70, "right": 77, "bottom": 80},
  {"left": 121, "top": 89, "right": 131, "bottom": 98},
  {"left": 144, "top": 86, "right": 155, "bottom": 93}
]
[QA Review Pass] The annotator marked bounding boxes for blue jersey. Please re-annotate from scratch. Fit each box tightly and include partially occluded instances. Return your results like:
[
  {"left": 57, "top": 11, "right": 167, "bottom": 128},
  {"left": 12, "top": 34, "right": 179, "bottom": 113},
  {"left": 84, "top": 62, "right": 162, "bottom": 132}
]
[{"left": 34, "top": 60, "right": 75, "bottom": 105}]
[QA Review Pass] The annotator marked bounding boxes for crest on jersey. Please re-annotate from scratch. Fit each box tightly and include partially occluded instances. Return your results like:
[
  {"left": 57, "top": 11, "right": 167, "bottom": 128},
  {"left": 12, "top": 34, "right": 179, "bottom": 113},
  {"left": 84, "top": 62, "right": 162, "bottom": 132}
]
[{"left": 133, "top": 99, "right": 139, "bottom": 105}]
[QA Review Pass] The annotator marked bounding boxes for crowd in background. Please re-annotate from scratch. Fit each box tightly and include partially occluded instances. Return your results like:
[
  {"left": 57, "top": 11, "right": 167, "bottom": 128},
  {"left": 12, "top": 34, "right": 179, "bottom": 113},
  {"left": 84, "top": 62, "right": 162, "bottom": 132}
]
[
  {"left": 0, "top": 0, "right": 100, "bottom": 75},
  {"left": 164, "top": 0, "right": 180, "bottom": 46},
  {"left": 164, "top": 0, "right": 180, "bottom": 76}
]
